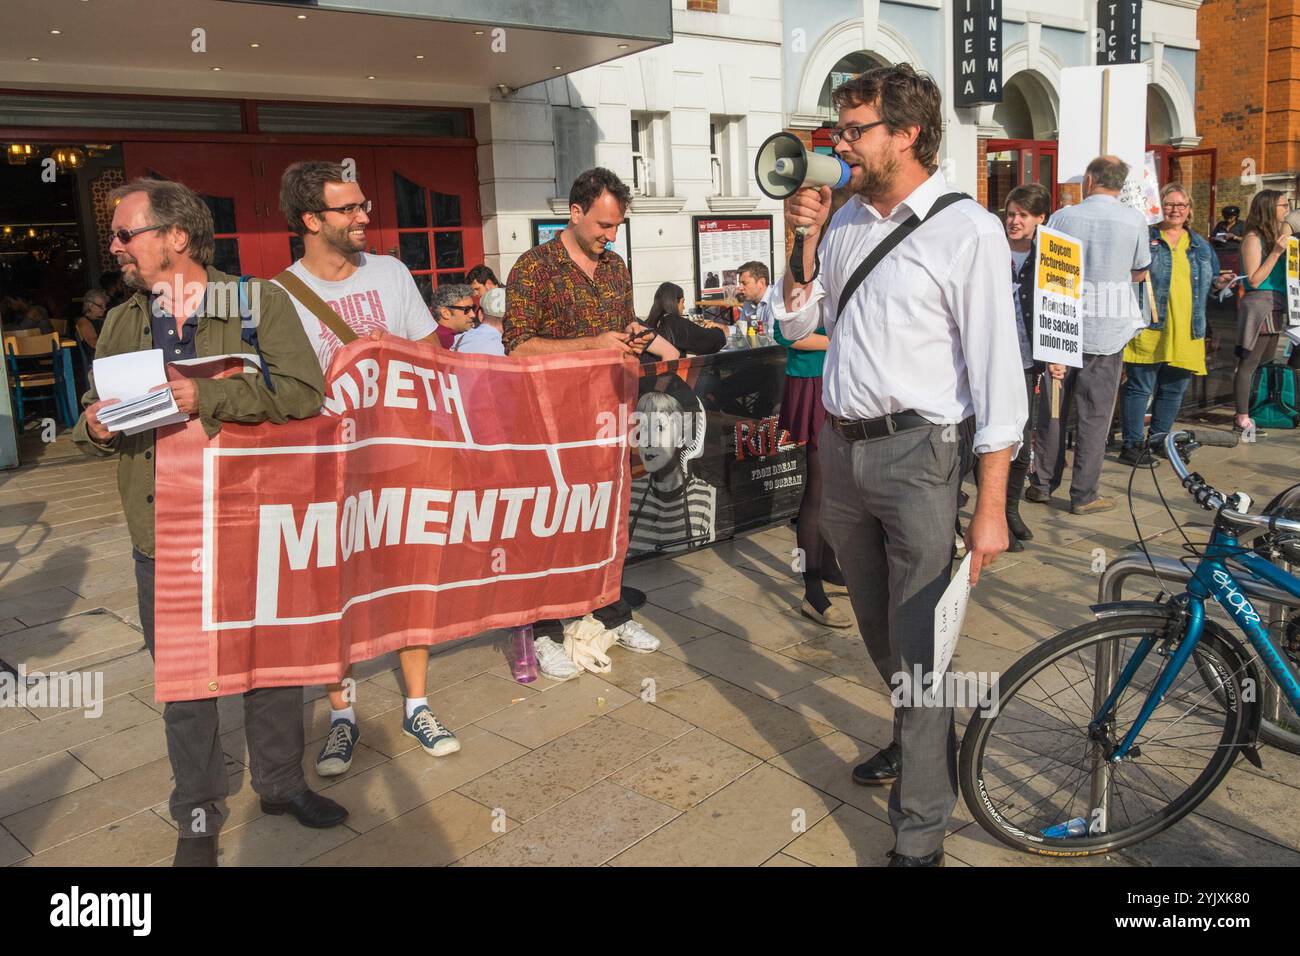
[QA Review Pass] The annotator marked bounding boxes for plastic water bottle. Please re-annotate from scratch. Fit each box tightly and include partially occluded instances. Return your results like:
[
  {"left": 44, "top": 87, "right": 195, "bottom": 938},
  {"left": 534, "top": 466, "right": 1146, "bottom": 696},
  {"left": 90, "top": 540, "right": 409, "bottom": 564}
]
[
  {"left": 1041, "top": 817, "right": 1088, "bottom": 838},
  {"left": 509, "top": 625, "right": 538, "bottom": 684}
]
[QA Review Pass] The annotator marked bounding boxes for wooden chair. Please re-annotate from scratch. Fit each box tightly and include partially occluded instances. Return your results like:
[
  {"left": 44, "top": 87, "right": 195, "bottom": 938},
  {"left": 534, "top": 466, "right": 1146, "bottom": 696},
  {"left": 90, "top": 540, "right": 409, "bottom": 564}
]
[{"left": 4, "top": 333, "right": 67, "bottom": 426}]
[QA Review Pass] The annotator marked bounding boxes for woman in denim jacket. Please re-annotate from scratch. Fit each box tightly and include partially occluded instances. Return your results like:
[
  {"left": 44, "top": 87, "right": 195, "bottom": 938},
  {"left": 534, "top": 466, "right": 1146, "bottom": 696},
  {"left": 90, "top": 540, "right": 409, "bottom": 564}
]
[{"left": 1119, "top": 183, "right": 1230, "bottom": 465}]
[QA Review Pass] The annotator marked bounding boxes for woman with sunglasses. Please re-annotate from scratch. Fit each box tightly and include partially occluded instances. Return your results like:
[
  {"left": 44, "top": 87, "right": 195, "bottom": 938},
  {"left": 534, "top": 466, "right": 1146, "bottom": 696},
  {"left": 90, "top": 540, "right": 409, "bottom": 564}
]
[{"left": 1120, "top": 183, "right": 1228, "bottom": 460}]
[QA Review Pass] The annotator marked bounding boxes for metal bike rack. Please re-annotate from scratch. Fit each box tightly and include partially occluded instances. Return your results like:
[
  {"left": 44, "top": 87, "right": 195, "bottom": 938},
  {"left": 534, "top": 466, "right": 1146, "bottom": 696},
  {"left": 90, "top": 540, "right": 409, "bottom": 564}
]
[{"left": 1088, "top": 552, "right": 1300, "bottom": 825}]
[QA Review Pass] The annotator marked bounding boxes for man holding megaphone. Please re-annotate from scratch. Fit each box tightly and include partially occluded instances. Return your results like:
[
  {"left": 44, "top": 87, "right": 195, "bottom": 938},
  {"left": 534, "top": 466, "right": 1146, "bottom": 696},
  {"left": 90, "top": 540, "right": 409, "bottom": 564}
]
[{"left": 768, "top": 62, "right": 1026, "bottom": 867}]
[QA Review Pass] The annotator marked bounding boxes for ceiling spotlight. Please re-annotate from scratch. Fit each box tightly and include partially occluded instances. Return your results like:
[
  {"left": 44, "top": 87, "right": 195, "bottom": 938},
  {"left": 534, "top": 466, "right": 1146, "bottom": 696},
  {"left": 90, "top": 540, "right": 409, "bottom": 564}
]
[
  {"left": 553, "top": 65, "right": 563, "bottom": 71},
  {"left": 212, "top": 66, "right": 222, "bottom": 71},
  {"left": 367, "top": 75, "right": 376, "bottom": 80},
  {"left": 617, "top": 43, "right": 629, "bottom": 49},
  {"left": 249, "top": 42, "right": 260, "bottom": 48},
  {"left": 29, "top": 57, "right": 40, "bottom": 62},
  {"left": 474, "top": 30, "right": 484, "bottom": 35},
  {"left": 296, "top": 13, "right": 307, "bottom": 19},
  {"left": 50, "top": 29, "right": 62, "bottom": 35},
  {"left": 415, "top": 54, "right": 424, "bottom": 59}
]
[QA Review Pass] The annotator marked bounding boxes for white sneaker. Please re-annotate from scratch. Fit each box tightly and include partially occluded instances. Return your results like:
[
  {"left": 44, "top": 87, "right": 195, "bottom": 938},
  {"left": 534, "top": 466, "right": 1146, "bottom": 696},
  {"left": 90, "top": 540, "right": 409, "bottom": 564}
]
[
  {"left": 611, "top": 619, "right": 660, "bottom": 654},
  {"left": 533, "top": 636, "right": 581, "bottom": 680}
]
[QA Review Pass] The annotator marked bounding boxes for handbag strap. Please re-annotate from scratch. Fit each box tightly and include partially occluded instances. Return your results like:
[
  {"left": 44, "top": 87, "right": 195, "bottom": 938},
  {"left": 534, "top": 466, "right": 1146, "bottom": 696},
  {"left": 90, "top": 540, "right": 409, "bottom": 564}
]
[
  {"left": 274, "top": 269, "right": 358, "bottom": 344},
  {"left": 836, "top": 191, "right": 970, "bottom": 321}
]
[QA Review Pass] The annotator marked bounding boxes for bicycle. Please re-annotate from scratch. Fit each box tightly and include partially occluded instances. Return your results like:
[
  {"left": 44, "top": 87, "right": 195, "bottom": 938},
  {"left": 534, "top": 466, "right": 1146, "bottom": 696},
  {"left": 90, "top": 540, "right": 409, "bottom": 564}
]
[{"left": 958, "top": 429, "right": 1300, "bottom": 856}]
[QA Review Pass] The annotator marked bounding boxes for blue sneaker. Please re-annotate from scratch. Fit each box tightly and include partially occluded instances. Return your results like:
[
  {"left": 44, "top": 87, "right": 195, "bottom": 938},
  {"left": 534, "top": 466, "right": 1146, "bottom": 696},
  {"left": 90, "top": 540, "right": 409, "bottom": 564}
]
[
  {"left": 315, "top": 718, "right": 359, "bottom": 777},
  {"left": 402, "top": 705, "right": 460, "bottom": 757}
]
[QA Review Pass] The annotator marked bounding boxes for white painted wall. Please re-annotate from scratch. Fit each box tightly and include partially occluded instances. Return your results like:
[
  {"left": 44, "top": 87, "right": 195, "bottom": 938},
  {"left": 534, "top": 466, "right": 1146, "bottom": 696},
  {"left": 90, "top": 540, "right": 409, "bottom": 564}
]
[{"left": 480, "top": 0, "right": 786, "bottom": 316}]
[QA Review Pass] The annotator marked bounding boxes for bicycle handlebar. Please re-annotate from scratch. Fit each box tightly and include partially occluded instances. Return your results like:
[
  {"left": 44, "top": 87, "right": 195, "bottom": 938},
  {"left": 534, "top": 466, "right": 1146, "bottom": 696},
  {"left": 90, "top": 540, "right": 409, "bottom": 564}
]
[{"left": 1161, "top": 429, "right": 1300, "bottom": 537}]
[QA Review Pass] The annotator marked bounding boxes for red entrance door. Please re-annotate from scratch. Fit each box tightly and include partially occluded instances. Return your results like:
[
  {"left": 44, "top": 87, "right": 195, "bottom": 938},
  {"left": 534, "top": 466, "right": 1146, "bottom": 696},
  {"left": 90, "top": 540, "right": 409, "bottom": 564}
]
[
  {"left": 123, "top": 143, "right": 263, "bottom": 276},
  {"left": 250, "top": 145, "right": 386, "bottom": 278},
  {"left": 123, "top": 142, "right": 483, "bottom": 296},
  {"left": 986, "top": 139, "right": 1057, "bottom": 214},
  {"left": 371, "top": 147, "right": 483, "bottom": 306}
]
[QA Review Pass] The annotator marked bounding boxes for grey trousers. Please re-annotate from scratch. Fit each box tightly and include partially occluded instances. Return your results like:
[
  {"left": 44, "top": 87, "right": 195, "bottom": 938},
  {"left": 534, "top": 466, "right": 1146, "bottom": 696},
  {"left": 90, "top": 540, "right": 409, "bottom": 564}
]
[
  {"left": 818, "top": 421, "right": 966, "bottom": 857},
  {"left": 1029, "top": 351, "right": 1124, "bottom": 506},
  {"left": 135, "top": 551, "right": 308, "bottom": 837}
]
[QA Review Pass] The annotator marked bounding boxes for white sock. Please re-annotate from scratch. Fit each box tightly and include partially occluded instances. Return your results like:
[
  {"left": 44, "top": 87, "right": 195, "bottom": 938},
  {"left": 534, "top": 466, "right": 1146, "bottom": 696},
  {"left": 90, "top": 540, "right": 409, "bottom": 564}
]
[
  {"left": 330, "top": 706, "right": 356, "bottom": 725},
  {"left": 405, "top": 697, "right": 428, "bottom": 719}
]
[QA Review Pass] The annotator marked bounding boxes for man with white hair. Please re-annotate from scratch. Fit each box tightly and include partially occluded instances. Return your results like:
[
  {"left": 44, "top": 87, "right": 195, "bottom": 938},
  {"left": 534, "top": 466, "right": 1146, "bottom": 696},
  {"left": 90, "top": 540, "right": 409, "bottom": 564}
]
[{"left": 454, "top": 286, "right": 506, "bottom": 355}]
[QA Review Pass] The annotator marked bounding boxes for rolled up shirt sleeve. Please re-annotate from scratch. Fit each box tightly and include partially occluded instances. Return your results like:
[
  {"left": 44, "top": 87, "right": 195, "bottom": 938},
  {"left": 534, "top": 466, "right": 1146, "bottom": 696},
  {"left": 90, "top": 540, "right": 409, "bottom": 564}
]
[
  {"left": 770, "top": 271, "right": 827, "bottom": 342},
  {"left": 945, "top": 224, "right": 1028, "bottom": 457}
]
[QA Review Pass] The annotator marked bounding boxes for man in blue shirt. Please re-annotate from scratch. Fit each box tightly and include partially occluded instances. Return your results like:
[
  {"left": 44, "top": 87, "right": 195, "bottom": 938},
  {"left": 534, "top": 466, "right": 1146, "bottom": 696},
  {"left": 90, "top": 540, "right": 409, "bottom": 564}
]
[{"left": 1027, "top": 155, "right": 1151, "bottom": 515}]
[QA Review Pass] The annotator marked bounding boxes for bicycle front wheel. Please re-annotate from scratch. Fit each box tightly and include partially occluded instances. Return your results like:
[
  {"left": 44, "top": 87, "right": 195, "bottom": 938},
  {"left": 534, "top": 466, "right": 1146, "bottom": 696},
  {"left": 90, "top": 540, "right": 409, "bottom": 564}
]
[{"left": 959, "top": 613, "right": 1255, "bottom": 856}]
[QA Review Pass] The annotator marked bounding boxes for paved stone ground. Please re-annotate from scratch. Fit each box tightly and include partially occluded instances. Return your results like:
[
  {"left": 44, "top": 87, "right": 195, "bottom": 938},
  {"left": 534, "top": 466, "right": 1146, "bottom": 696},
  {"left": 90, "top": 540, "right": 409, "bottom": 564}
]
[{"left": 2, "top": 412, "right": 1300, "bottom": 867}]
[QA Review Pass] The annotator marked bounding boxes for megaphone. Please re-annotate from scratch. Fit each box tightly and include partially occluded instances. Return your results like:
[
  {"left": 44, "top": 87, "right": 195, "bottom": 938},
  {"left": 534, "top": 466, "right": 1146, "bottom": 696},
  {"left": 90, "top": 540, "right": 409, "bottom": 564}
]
[{"left": 755, "top": 131, "right": 851, "bottom": 231}]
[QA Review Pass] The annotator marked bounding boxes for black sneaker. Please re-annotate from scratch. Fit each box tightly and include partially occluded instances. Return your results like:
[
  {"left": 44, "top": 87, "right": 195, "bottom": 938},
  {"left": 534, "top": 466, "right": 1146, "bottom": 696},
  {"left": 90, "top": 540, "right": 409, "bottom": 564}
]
[{"left": 1118, "top": 446, "right": 1159, "bottom": 468}]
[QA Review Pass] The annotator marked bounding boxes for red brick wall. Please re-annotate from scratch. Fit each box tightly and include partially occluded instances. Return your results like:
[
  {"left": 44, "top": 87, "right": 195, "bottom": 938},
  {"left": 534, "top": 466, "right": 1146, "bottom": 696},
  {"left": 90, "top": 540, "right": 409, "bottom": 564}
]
[
  {"left": 977, "top": 138, "right": 988, "bottom": 208},
  {"left": 1196, "top": 0, "right": 1300, "bottom": 212},
  {"left": 687, "top": 0, "right": 718, "bottom": 11}
]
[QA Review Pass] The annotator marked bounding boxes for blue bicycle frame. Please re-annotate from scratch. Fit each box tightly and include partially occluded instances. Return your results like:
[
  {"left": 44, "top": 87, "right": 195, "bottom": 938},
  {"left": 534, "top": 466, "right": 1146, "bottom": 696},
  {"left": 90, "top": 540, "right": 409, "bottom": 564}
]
[{"left": 1093, "top": 525, "right": 1300, "bottom": 760}]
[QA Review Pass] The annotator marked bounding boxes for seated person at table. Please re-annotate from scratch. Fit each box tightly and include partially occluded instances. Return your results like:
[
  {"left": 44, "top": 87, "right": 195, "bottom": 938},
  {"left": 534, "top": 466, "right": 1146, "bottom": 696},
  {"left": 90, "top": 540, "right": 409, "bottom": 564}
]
[
  {"left": 100, "top": 269, "right": 129, "bottom": 308},
  {"left": 645, "top": 282, "right": 725, "bottom": 356},
  {"left": 76, "top": 289, "right": 110, "bottom": 354},
  {"left": 14, "top": 304, "right": 55, "bottom": 334},
  {"left": 737, "top": 260, "right": 773, "bottom": 330}
]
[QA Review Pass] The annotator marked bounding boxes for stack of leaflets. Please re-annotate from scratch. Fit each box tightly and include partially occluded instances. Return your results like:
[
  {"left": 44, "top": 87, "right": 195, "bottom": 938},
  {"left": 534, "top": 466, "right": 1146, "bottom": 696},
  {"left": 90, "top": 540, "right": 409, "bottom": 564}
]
[{"left": 92, "top": 349, "right": 186, "bottom": 435}]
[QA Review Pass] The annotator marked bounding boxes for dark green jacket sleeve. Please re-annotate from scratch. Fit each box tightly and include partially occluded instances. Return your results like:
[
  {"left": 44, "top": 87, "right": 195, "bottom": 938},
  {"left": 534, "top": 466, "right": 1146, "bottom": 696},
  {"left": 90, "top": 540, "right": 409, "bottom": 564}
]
[{"left": 193, "top": 279, "right": 325, "bottom": 434}]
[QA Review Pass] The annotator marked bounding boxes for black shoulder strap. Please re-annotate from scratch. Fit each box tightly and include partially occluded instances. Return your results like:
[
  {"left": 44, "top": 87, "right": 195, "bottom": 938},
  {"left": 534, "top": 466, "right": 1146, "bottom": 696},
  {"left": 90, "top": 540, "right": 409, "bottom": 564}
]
[{"left": 836, "top": 192, "right": 970, "bottom": 321}]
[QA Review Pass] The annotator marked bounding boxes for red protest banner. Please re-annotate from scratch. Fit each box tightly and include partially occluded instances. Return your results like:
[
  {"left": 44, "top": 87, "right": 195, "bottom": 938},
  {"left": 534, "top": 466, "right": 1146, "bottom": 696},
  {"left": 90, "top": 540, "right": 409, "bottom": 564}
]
[{"left": 152, "top": 338, "right": 636, "bottom": 702}]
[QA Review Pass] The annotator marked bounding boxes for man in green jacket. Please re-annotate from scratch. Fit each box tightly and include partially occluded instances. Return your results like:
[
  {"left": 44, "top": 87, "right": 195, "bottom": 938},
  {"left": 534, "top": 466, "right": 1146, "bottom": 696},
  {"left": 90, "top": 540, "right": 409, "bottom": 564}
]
[{"left": 74, "top": 178, "right": 346, "bottom": 867}]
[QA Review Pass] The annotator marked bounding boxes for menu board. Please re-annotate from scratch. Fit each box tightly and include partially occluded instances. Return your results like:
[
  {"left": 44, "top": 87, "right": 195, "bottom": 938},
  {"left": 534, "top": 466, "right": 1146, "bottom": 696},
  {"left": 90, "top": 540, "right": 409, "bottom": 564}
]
[
  {"left": 531, "top": 218, "right": 631, "bottom": 278},
  {"left": 693, "top": 216, "right": 774, "bottom": 300}
]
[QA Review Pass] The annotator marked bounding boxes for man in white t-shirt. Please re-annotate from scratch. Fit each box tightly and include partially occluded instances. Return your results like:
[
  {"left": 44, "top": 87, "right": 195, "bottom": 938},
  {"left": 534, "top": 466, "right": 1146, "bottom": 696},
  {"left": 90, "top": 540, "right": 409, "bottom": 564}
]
[{"left": 275, "top": 160, "right": 455, "bottom": 779}]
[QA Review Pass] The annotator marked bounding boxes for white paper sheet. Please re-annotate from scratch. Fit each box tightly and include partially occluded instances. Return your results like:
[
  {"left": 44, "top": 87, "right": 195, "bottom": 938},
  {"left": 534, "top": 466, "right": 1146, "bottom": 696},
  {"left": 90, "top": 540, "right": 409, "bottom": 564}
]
[
  {"left": 91, "top": 349, "right": 187, "bottom": 434},
  {"left": 933, "top": 553, "right": 973, "bottom": 683}
]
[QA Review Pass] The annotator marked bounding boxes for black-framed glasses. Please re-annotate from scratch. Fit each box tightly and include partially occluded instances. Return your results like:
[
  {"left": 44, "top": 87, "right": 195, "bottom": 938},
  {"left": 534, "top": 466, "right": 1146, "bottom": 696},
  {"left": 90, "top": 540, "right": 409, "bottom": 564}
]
[
  {"left": 446, "top": 303, "right": 479, "bottom": 314},
  {"left": 316, "top": 200, "right": 372, "bottom": 217},
  {"left": 828, "top": 119, "right": 887, "bottom": 145},
  {"left": 110, "top": 223, "right": 164, "bottom": 245}
]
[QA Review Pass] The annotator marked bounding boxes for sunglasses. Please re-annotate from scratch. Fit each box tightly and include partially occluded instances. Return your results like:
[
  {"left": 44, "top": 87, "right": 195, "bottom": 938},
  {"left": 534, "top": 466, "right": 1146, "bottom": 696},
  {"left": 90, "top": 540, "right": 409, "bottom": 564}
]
[
  {"left": 446, "top": 304, "right": 479, "bottom": 314},
  {"left": 111, "top": 223, "right": 164, "bottom": 246}
]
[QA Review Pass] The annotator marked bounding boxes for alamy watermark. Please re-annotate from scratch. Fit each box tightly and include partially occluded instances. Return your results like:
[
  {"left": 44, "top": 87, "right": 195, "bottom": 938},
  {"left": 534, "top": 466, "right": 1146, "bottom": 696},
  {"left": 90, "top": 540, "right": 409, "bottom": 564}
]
[
  {"left": 890, "top": 665, "right": 1000, "bottom": 717},
  {"left": 146, "top": 277, "right": 261, "bottom": 326},
  {"left": 0, "top": 665, "right": 104, "bottom": 718}
]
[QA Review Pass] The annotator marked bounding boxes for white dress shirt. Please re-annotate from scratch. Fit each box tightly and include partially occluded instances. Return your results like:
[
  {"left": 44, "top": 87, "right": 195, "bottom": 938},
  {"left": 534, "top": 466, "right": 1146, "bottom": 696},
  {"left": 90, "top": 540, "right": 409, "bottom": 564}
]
[{"left": 772, "top": 169, "right": 1027, "bottom": 456}]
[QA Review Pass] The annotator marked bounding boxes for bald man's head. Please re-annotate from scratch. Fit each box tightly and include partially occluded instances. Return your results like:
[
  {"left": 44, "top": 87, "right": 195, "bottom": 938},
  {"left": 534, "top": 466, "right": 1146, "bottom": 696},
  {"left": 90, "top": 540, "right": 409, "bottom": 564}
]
[{"left": 1084, "top": 155, "right": 1129, "bottom": 194}]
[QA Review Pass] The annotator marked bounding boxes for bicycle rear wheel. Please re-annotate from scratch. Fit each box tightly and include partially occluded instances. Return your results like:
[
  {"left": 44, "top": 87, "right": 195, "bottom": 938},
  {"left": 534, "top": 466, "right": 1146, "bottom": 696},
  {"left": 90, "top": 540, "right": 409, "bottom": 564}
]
[{"left": 959, "top": 613, "right": 1255, "bottom": 856}]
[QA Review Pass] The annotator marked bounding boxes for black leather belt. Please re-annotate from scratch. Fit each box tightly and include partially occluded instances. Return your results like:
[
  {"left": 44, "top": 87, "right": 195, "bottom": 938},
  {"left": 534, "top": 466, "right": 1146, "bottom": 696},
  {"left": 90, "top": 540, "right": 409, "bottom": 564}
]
[{"left": 828, "top": 410, "right": 931, "bottom": 442}]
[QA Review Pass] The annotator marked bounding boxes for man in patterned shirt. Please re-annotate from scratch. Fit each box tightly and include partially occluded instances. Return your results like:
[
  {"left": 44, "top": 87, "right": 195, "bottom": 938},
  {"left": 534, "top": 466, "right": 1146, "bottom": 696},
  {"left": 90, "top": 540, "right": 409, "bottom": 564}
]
[{"left": 503, "top": 167, "right": 668, "bottom": 678}]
